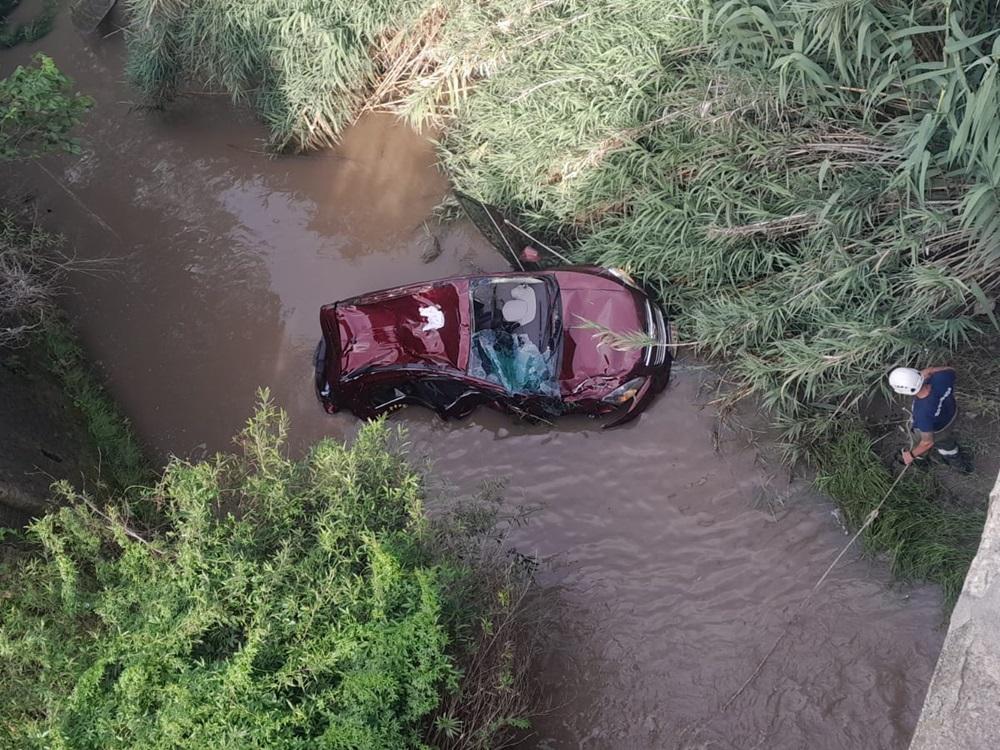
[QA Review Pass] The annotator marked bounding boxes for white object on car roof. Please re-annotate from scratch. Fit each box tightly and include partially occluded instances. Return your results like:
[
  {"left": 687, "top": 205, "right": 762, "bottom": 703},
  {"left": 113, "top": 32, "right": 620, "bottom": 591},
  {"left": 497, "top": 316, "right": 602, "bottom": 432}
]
[{"left": 419, "top": 305, "right": 445, "bottom": 331}]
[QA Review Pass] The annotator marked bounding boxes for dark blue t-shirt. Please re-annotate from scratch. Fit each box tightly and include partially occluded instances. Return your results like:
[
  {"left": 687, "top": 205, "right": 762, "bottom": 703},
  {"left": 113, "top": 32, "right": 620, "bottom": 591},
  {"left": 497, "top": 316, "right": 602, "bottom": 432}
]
[{"left": 912, "top": 370, "right": 957, "bottom": 433}]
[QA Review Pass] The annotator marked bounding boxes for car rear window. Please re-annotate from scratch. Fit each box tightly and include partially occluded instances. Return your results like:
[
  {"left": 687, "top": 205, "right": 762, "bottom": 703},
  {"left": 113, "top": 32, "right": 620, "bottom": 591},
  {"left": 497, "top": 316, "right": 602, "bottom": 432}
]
[{"left": 467, "top": 277, "right": 561, "bottom": 396}]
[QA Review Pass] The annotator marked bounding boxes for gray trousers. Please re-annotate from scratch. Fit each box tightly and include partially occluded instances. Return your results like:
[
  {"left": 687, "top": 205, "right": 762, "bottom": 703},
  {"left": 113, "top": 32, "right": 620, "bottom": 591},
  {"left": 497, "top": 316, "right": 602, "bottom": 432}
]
[{"left": 913, "top": 413, "right": 959, "bottom": 458}]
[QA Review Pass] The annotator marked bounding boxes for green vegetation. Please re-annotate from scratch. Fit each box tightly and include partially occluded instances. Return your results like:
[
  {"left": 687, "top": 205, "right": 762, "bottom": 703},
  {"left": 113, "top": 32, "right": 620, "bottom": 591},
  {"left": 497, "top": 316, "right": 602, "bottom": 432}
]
[
  {"left": 429, "top": 0, "right": 1000, "bottom": 452},
  {"left": 125, "top": 0, "right": 426, "bottom": 149},
  {"left": 1, "top": 57, "right": 92, "bottom": 337},
  {"left": 0, "top": 210, "right": 148, "bottom": 506},
  {"left": 0, "top": 53, "right": 93, "bottom": 160},
  {"left": 1, "top": 44, "right": 539, "bottom": 744},
  {"left": 0, "top": 0, "right": 58, "bottom": 48},
  {"left": 40, "top": 317, "right": 151, "bottom": 492},
  {"left": 815, "top": 428, "right": 985, "bottom": 606},
  {"left": 1, "top": 58, "right": 139, "bottom": 494},
  {"left": 0, "top": 398, "right": 540, "bottom": 748},
  {"left": 0, "top": 211, "right": 62, "bottom": 346}
]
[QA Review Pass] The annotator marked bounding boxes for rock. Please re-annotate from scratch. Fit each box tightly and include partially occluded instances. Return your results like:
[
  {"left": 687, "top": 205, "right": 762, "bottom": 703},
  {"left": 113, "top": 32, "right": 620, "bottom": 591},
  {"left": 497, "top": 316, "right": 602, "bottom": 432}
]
[
  {"left": 419, "top": 234, "right": 443, "bottom": 264},
  {"left": 71, "top": 0, "right": 118, "bottom": 32}
]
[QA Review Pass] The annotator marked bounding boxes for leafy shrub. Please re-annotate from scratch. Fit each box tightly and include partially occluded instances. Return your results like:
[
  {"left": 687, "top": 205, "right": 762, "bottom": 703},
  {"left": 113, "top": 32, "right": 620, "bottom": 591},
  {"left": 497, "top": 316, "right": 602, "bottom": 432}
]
[
  {"left": 0, "top": 54, "right": 92, "bottom": 160},
  {"left": 0, "top": 396, "right": 538, "bottom": 748}
]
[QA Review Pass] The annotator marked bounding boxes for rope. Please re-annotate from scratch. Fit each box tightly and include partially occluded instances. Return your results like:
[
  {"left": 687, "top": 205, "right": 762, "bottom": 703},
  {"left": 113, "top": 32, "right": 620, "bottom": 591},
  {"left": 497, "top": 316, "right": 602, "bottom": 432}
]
[
  {"left": 477, "top": 198, "right": 523, "bottom": 271},
  {"left": 720, "top": 462, "right": 912, "bottom": 711},
  {"left": 502, "top": 218, "right": 574, "bottom": 265}
]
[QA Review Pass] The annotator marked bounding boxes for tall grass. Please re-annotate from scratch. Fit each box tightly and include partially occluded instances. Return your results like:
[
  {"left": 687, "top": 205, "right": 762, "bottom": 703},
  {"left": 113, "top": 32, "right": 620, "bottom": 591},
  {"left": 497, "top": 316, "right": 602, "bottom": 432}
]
[
  {"left": 0, "top": 0, "right": 58, "bottom": 48},
  {"left": 428, "top": 0, "right": 1000, "bottom": 451},
  {"left": 40, "top": 317, "right": 151, "bottom": 493},
  {"left": 0, "top": 212, "right": 62, "bottom": 346},
  {"left": 125, "top": 0, "right": 426, "bottom": 150},
  {"left": 815, "top": 428, "right": 985, "bottom": 607}
]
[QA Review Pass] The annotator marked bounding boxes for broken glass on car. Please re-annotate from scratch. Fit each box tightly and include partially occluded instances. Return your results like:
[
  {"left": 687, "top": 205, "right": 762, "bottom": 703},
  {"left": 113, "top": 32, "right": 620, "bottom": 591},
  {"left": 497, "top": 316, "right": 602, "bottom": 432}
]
[{"left": 468, "top": 277, "right": 562, "bottom": 397}]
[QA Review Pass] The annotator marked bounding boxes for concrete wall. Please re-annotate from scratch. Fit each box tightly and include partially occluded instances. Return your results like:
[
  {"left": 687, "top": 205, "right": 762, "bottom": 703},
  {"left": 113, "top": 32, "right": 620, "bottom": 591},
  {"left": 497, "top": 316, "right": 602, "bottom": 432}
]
[{"left": 910, "top": 470, "right": 1000, "bottom": 750}]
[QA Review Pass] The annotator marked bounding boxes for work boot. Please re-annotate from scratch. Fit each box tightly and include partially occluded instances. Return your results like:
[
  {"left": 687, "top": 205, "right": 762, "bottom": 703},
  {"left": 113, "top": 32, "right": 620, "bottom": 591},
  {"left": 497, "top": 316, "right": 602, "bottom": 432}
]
[
  {"left": 941, "top": 450, "right": 974, "bottom": 474},
  {"left": 934, "top": 435, "right": 972, "bottom": 474}
]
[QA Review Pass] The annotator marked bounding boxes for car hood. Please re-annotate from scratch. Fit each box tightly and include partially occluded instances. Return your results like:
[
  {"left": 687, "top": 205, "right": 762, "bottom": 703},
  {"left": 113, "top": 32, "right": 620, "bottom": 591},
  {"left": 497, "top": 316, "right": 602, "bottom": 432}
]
[
  {"left": 554, "top": 272, "right": 643, "bottom": 399},
  {"left": 333, "top": 281, "right": 471, "bottom": 377}
]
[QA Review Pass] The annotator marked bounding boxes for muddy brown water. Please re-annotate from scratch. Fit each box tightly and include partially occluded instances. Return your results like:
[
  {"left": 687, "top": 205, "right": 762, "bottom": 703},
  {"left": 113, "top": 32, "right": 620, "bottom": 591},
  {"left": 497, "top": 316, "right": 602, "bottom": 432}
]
[{"left": 2, "top": 15, "right": 946, "bottom": 749}]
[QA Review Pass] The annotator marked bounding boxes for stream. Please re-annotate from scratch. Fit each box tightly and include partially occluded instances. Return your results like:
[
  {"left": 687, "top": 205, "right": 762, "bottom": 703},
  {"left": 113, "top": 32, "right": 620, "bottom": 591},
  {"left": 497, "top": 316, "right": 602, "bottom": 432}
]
[{"left": 1, "top": 14, "right": 945, "bottom": 749}]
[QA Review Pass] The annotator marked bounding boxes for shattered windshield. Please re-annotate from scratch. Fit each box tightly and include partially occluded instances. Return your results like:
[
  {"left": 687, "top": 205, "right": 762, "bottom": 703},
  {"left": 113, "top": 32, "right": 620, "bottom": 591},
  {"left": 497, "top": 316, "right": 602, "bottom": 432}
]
[{"left": 468, "top": 277, "right": 561, "bottom": 396}]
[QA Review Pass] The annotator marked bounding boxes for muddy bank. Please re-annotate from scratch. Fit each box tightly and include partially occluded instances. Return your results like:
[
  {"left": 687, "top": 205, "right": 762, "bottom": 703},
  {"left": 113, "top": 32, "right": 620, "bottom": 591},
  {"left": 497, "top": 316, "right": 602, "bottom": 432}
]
[
  {"left": 1, "top": 14, "right": 946, "bottom": 749},
  {"left": 0, "top": 338, "right": 92, "bottom": 526}
]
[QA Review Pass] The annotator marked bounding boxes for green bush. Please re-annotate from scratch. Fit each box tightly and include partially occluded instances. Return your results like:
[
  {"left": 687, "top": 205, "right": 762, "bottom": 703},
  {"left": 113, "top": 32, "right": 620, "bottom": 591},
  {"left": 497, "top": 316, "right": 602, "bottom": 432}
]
[
  {"left": 0, "top": 53, "right": 92, "bottom": 160},
  {"left": 0, "top": 396, "right": 537, "bottom": 748}
]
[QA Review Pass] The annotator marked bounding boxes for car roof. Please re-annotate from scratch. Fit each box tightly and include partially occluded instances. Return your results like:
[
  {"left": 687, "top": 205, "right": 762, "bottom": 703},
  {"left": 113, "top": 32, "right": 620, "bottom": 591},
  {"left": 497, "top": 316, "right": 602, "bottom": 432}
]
[
  {"left": 325, "top": 267, "right": 640, "bottom": 386},
  {"left": 333, "top": 279, "right": 472, "bottom": 377}
]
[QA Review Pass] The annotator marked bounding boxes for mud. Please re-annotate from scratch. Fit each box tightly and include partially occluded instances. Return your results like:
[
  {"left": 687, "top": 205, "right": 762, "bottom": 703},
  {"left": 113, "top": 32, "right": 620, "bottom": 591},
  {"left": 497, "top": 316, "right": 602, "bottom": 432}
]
[
  {"left": 1, "top": 14, "right": 946, "bottom": 749},
  {"left": 0, "top": 340, "right": 94, "bottom": 526}
]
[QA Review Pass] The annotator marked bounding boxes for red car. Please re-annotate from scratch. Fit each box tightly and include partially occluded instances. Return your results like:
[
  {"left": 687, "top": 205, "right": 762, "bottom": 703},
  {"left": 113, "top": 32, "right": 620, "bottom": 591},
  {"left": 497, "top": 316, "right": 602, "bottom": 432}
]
[{"left": 316, "top": 267, "right": 671, "bottom": 427}]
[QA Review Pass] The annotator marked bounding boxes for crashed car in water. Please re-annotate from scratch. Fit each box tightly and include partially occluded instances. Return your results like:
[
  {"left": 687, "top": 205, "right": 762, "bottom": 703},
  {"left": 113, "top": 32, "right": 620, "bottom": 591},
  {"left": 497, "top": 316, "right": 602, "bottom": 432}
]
[{"left": 315, "top": 267, "right": 671, "bottom": 427}]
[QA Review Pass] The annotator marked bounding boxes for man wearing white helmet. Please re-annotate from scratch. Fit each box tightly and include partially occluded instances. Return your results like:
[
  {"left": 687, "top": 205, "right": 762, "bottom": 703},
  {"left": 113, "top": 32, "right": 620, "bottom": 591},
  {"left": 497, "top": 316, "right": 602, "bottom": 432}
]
[{"left": 888, "top": 365, "right": 970, "bottom": 472}]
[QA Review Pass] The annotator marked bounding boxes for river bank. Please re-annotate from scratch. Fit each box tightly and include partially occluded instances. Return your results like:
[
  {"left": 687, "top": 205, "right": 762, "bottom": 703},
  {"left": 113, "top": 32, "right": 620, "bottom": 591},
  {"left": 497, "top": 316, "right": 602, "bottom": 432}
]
[
  {"left": 0, "top": 329, "right": 92, "bottom": 527},
  {"left": 0, "top": 207, "right": 147, "bottom": 526},
  {"left": 0, "top": 313, "right": 149, "bottom": 521}
]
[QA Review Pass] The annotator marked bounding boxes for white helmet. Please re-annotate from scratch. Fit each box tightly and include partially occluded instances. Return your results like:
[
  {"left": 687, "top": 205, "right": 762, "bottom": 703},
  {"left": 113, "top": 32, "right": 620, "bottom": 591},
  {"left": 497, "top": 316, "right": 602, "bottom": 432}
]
[{"left": 888, "top": 367, "right": 924, "bottom": 395}]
